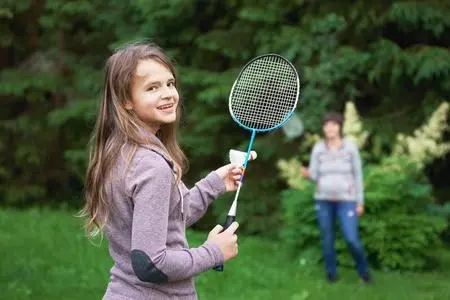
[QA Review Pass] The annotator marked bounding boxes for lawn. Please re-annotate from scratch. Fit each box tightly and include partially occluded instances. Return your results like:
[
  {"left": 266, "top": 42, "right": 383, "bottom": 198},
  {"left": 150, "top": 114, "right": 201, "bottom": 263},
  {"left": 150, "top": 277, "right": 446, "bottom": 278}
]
[{"left": 1, "top": 208, "right": 449, "bottom": 300}]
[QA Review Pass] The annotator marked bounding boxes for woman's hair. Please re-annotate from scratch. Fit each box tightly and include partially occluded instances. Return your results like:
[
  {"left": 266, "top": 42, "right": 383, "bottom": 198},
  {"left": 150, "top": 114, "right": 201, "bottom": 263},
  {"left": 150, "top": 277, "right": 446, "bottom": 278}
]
[
  {"left": 323, "top": 111, "right": 344, "bottom": 136},
  {"left": 80, "top": 41, "right": 188, "bottom": 238}
]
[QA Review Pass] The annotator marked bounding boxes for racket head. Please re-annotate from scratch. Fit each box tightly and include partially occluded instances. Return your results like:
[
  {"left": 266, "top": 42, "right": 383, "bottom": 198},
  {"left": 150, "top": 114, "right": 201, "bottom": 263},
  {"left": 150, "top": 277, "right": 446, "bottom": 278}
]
[{"left": 228, "top": 54, "right": 300, "bottom": 132}]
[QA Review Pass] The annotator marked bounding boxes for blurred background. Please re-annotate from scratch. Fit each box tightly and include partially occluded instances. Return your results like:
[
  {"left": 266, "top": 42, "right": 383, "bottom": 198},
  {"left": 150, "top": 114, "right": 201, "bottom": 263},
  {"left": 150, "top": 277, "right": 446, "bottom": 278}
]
[{"left": 1, "top": 1, "right": 449, "bottom": 299}]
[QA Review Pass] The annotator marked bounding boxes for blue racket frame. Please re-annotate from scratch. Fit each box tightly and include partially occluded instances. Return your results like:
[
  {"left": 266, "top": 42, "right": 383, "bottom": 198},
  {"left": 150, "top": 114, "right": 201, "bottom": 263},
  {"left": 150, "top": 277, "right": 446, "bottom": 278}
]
[
  {"left": 213, "top": 53, "right": 300, "bottom": 272},
  {"left": 228, "top": 53, "right": 300, "bottom": 171}
]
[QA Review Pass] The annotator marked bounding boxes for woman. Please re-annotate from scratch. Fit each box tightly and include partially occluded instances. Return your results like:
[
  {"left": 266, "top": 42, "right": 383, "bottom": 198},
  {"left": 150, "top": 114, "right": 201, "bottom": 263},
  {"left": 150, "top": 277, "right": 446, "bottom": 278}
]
[{"left": 301, "top": 112, "right": 372, "bottom": 284}]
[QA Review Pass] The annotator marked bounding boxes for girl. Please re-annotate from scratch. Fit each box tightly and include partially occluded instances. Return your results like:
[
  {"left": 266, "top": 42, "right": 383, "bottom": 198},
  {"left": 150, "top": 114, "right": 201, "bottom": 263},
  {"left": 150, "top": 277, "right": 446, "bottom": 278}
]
[
  {"left": 300, "top": 112, "right": 372, "bottom": 284},
  {"left": 81, "top": 42, "right": 251, "bottom": 299}
]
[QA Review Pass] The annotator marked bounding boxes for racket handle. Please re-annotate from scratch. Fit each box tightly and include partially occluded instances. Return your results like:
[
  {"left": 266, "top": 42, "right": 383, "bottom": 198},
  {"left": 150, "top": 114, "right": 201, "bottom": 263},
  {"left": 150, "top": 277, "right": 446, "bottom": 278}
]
[{"left": 213, "top": 215, "right": 236, "bottom": 272}]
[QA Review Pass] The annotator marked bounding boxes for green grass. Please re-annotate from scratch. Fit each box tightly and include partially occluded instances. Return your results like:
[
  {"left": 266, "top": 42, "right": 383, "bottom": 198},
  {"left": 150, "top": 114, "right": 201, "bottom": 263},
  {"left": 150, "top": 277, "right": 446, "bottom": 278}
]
[{"left": 1, "top": 208, "right": 449, "bottom": 300}]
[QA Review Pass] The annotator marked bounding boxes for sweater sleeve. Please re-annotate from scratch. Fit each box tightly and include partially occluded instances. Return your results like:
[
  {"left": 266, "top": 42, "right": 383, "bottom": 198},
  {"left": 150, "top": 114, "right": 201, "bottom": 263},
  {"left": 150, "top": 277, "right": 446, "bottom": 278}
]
[
  {"left": 180, "top": 171, "right": 226, "bottom": 228},
  {"left": 308, "top": 143, "right": 321, "bottom": 181},
  {"left": 349, "top": 143, "right": 364, "bottom": 203},
  {"left": 127, "top": 151, "right": 224, "bottom": 284}
]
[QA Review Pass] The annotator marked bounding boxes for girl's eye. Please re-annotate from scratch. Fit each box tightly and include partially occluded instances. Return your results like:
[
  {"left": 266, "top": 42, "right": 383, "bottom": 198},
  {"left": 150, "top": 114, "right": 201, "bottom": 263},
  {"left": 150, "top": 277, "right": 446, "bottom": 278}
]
[
  {"left": 168, "top": 81, "right": 175, "bottom": 87},
  {"left": 147, "top": 86, "right": 157, "bottom": 91}
]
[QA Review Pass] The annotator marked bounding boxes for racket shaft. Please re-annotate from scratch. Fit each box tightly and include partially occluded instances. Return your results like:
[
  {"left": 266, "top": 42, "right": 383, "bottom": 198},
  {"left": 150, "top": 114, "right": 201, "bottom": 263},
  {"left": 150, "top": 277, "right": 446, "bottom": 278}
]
[
  {"left": 213, "top": 215, "right": 236, "bottom": 272},
  {"left": 227, "top": 184, "right": 241, "bottom": 216},
  {"left": 214, "top": 130, "right": 255, "bottom": 272}
]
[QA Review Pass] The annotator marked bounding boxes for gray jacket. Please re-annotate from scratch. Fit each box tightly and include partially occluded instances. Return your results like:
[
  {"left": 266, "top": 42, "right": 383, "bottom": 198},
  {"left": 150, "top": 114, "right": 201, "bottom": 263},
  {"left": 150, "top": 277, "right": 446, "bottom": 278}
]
[{"left": 309, "top": 138, "right": 364, "bottom": 203}]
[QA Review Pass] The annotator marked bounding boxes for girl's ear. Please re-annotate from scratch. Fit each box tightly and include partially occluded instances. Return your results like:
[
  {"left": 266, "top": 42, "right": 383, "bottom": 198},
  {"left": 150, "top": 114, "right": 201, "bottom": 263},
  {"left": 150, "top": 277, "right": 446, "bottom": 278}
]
[{"left": 124, "top": 100, "right": 133, "bottom": 111}]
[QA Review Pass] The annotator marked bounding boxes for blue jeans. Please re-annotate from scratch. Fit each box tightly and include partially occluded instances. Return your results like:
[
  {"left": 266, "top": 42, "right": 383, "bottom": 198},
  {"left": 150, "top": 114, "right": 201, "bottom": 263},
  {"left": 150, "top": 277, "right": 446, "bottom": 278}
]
[{"left": 315, "top": 200, "right": 369, "bottom": 277}]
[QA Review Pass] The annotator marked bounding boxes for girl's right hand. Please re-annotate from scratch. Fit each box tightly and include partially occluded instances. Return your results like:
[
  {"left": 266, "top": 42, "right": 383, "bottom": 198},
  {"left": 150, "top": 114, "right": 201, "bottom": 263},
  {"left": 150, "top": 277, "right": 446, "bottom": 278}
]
[{"left": 207, "top": 222, "right": 239, "bottom": 262}]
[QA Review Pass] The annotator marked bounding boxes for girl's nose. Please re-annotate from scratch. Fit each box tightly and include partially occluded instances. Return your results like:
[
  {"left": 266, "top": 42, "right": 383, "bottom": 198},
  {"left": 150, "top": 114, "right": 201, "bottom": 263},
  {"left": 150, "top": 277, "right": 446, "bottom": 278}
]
[{"left": 160, "top": 85, "right": 175, "bottom": 99}]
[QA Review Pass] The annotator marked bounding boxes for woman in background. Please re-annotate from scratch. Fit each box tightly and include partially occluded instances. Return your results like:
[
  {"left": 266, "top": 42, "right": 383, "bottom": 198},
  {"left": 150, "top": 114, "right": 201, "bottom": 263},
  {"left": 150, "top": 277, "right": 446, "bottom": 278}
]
[{"left": 301, "top": 112, "right": 372, "bottom": 284}]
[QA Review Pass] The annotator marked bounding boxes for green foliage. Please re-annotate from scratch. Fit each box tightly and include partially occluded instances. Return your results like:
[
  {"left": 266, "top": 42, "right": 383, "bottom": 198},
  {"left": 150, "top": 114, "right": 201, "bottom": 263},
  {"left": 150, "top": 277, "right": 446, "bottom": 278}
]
[
  {"left": 385, "top": 2, "right": 450, "bottom": 37},
  {"left": 280, "top": 157, "right": 447, "bottom": 271},
  {"left": 428, "top": 203, "right": 450, "bottom": 243},
  {"left": 1, "top": 1, "right": 449, "bottom": 239},
  {"left": 279, "top": 187, "right": 321, "bottom": 263}
]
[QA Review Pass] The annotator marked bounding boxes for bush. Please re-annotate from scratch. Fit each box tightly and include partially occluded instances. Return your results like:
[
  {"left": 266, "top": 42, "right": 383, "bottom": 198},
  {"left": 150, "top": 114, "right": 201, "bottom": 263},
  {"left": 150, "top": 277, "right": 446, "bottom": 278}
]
[
  {"left": 279, "top": 157, "right": 447, "bottom": 271},
  {"left": 277, "top": 101, "right": 450, "bottom": 271}
]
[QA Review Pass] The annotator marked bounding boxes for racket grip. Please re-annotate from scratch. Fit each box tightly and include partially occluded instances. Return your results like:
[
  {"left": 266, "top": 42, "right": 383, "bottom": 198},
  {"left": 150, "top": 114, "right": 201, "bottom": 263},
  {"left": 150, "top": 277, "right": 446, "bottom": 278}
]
[{"left": 213, "top": 215, "right": 236, "bottom": 272}]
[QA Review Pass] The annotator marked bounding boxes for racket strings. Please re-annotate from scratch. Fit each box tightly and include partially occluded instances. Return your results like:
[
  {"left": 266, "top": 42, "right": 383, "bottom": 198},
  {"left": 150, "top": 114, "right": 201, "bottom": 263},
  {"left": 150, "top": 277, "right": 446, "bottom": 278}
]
[{"left": 230, "top": 55, "right": 298, "bottom": 130}]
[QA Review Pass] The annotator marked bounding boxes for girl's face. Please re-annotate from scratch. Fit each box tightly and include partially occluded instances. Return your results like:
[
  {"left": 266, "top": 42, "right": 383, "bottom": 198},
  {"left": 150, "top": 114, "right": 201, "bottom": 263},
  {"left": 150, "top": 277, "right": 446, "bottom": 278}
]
[
  {"left": 323, "top": 121, "right": 341, "bottom": 140},
  {"left": 127, "top": 59, "right": 179, "bottom": 133}
]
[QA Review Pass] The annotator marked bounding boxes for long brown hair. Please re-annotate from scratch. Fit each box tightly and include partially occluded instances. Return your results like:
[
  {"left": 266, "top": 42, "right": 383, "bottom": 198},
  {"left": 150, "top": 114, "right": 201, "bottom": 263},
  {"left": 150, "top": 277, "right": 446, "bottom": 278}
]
[{"left": 80, "top": 42, "right": 188, "bottom": 238}]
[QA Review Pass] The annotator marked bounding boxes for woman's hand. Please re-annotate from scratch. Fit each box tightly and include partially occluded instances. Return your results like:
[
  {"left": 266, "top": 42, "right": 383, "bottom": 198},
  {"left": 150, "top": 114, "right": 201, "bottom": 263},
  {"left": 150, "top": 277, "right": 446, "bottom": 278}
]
[
  {"left": 357, "top": 203, "right": 364, "bottom": 216},
  {"left": 300, "top": 166, "right": 310, "bottom": 178}
]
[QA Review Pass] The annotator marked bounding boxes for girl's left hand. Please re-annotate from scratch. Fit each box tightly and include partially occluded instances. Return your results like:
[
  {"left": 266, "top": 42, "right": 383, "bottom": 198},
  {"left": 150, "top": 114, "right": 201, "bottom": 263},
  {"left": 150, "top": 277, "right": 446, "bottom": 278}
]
[{"left": 214, "top": 164, "right": 245, "bottom": 192}]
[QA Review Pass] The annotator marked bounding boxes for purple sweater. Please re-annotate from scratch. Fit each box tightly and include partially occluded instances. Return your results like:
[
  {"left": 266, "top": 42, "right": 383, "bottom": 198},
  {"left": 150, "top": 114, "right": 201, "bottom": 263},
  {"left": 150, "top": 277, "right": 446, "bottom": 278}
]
[{"left": 102, "top": 135, "right": 226, "bottom": 300}]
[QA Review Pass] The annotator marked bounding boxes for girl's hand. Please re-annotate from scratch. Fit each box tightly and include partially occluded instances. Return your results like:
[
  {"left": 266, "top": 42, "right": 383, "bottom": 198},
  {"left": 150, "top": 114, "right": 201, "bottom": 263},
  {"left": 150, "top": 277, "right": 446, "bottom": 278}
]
[
  {"left": 207, "top": 222, "right": 239, "bottom": 262},
  {"left": 214, "top": 164, "right": 245, "bottom": 191},
  {"left": 214, "top": 151, "right": 257, "bottom": 191}
]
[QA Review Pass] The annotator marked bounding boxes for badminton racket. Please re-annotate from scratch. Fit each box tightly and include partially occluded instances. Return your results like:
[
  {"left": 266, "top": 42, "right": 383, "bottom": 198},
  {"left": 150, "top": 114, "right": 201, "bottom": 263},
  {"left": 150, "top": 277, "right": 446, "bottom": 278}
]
[{"left": 214, "top": 53, "right": 300, "bottom": 271}]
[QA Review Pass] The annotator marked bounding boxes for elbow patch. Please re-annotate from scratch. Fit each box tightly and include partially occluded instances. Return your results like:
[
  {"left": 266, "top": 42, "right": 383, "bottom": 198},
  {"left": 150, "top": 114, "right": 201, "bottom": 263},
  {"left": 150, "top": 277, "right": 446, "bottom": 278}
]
[{"left": 131, "top": 249, "right": 168, "bottom": 283}]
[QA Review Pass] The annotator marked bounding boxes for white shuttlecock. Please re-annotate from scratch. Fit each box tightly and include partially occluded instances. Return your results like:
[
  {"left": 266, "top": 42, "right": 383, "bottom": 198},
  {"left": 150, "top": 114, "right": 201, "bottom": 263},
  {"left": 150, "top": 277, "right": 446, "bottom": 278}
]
[{"left": 229, "top": 149, "right": 257, "bottom": 165}]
